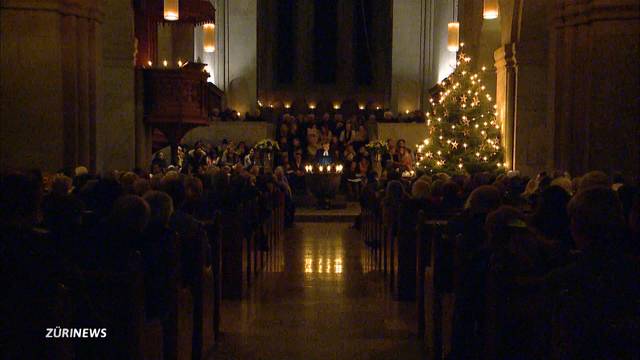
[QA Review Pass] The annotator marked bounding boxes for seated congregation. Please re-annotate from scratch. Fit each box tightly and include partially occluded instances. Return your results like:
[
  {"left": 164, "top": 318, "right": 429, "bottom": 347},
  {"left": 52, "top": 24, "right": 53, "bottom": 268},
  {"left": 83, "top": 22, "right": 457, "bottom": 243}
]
[
  {"left": 1, "top": 164, "right": 287, "bottom": 359},
  {"left": 360, "top": 169, "right": 640, "bottom": 359}
]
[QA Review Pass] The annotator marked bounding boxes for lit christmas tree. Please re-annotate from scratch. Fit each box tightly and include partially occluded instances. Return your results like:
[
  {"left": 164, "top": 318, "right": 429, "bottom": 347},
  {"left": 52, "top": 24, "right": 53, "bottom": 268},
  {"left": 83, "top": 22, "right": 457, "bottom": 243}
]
[{"left": 416, "top": 51, "right": 504, "bottom": 175}]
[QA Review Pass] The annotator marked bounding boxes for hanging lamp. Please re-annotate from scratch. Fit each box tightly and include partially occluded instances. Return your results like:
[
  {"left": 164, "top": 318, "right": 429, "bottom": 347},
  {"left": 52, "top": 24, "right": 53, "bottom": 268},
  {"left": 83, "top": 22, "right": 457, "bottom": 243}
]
[
  {"left": 483, "top": 0, "right": 499, "bottom": 19},
  {"left": 164, "top": 0, "right": 179, "bottom": 21},
  {"left": 447, "top": 1, "right": 459, "bottom": 52},
  {"left": 203, "top": 22, "right": 216, "bottom": 52}
]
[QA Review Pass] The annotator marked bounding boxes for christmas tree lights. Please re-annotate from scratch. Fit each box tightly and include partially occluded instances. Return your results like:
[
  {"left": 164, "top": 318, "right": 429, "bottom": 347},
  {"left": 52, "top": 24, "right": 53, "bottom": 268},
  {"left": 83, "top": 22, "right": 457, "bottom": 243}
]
[{"left": 416, "top": 49, "right": 504, "bottom": 174}]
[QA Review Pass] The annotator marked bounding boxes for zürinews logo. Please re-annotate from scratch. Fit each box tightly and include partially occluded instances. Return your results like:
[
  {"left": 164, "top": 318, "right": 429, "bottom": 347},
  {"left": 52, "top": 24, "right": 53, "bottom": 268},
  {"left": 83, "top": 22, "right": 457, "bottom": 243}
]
[{"left": 46, "top": 327, "right": 108, "bottom": 338}]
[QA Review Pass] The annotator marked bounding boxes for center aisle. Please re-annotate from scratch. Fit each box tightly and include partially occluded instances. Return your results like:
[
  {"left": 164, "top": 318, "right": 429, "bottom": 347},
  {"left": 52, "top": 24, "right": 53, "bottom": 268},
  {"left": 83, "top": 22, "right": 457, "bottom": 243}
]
[{"left": 210, "top": 223, "right": 426, "bottom": 359}]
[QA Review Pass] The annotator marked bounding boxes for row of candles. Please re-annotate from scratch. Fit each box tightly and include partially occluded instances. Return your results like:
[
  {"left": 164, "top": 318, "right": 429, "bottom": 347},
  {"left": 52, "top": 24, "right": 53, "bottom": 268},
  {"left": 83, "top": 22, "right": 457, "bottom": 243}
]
[
  {"left": 258, "top": 101, "right": 423, "bottom": 114},
  {"left": 304, "top": 164, "right": 344, "bottom": 173},
  {"left": 143, "top": 60, "right": 187, "bottom": 68}
]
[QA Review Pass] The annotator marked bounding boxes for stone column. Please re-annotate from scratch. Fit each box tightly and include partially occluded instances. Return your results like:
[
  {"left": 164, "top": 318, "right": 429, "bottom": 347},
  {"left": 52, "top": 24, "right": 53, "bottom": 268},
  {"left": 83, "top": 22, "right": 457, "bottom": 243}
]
[
  {"left": 391, "top": 0, "right": 428, "bottom": 113},
  {"left": 494, "top": 44, "right": 516, "bottom": 170},
  {"left": 551, "top": 0, "right": 640, "bottom": 177},
  {"left": 225, "top": 0, "right": 257, "bottom": 116},
  {"left": 295, "top": 0, "right": 314, "bottom": 94},
  {"left": 0, "top": 0, "right": 102, "bottom": 172},
  {"left": 100, "top": 0, "right": 135, "bottom": 172},
  {"left": 337, "top": 0, "right": 354, "bottom": 93}
]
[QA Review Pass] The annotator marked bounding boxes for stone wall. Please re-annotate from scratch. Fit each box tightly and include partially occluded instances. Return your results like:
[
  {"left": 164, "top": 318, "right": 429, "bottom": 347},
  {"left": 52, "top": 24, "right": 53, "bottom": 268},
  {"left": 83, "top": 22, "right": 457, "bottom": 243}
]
[
  {"left": 0, "top": 0, "right": 102, "bottom": 172},
  {"left": 99, "top": 0, "right": 136, "bottom": 172},
  {"left": 376, "top": 123, "right": 427, "bottom": 151},
  {"left": 181, "top": 121, "right": 274, "bottom": 146}
]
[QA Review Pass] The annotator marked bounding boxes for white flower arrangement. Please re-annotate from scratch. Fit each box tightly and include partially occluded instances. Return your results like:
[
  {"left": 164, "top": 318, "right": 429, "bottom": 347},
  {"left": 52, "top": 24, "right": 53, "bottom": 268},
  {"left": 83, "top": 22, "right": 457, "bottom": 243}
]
[
  {"left": 254, "top": 139, "right": 280, "bottom": 152},
  {"left": 365, "top": 140, "right": 389, "bottom": 154}
]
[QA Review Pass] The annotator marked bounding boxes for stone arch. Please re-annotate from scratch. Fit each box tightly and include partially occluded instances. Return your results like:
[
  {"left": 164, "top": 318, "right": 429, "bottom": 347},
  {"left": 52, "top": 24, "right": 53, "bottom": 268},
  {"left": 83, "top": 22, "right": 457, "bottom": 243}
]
[
  {"left": 498, "top": 0, "right": 554, "bottom": 175},
  {"left": 461, "top": 0, "right": 553, "bottom": 175}
]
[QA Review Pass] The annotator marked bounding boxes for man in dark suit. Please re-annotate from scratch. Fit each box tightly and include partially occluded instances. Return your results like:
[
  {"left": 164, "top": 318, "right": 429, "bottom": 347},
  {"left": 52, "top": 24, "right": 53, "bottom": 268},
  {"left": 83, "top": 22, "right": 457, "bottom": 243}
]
[
  {"left": 289, "top": 151, "right": 306, "bottom": 193},
  {"left": 314, "top": 142, "right": 333, "bottom": 166}
]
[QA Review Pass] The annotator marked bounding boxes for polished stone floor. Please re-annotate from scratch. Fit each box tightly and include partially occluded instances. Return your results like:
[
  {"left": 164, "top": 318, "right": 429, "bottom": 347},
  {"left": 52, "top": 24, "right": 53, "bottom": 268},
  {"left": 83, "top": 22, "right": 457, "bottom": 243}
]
[{"left": 210, "top": 223, "right": 425, "bottom": 360}]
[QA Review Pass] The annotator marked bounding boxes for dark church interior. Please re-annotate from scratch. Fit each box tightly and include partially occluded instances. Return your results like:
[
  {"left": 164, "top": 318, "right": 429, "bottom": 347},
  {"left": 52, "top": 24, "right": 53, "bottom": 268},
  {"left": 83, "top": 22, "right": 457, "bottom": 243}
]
[{"left": 1, "top": 0, "right": 639, "bottom": 359}]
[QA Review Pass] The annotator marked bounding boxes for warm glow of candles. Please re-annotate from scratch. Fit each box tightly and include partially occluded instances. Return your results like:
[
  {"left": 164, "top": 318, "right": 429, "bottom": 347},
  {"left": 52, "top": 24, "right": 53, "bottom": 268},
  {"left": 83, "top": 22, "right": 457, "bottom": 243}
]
[
  {"left": 203, "top": 22, "right": 216, "bottom": 52},
  {"left": 147, "top": 60, "right": 153, "bottom": 67},
  {"left": 164, "top": 0, "right": 179, "bottom": 21},
  {"left": 333, "top": 103, "right": 340, "bottom": 110},
  {"left": 284, "top": 103, "right": 291, "bottom": 109},
  {"left": 359, "top": 104, "right": 365, "bottom": 110},
  {"left": 177, "top": 60, "right": 183, "bottom": 67},
  {"left": 319, "top": 165, "right": 324, "bottom": 172},
  {"left": 447, "top": 22, "right": 460, "bottom": 52}
]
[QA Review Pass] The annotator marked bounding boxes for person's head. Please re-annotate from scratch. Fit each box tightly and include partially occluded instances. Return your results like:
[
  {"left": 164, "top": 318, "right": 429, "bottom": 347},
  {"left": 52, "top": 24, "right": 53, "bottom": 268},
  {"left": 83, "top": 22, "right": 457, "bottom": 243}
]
[
  {"left": 51, "top": 174, "right": 73, "bottom": 196},
  {"left": 161, "top": 175, "right": 186, "bottom": 208},
  {"left": 522, "top": 178, "right": 539, "bottom": 197},
  {"left": 75, "top": 166, "right": 89, "bottom": 177},
  {"left": 133, "top": 178, "right": 151, "bottom": 196},
  {"left": 345, "top": 121, "right": 352, "bottom": 131},
  {"left": 386, "top": 180, "right": 406, "bottom": 202},
  {"left": 442, "top": 181, "right": 461, "bottom": 202},
  {"left": 531, "top": 185, "right": 571, "bottom": 239},
  {"left": 143, "top": 191, "right": 173, "bottom": 226},
  {"left": 485, "top": 205, "right": 528, "bottom": 250},
  {"left": 274, "top": 166, "right": 285, "bottom": 180},
  {"left": 465, "top": 185, "right": 501, "bottom": 215},
  {"left": 184, "top": 176, "right": 203, "bottom": 202},
  {"left": 411, "top": 180, "right": 431, "bottom": 200},
  {"left": 322, "top": 113, "right": 330, "bottom": 121},
  {"left": 579, "top": 170, "right": 610, "bottom": 192},
  {"left": 322, "top": 142, "right": 330, "bottom": 151},
  {"left": 294, "top": 151, "right": 302, "bottom": 161},
  {"left": 109, "top": 195, "right": 150, "bottom": 235},
  {"left": 151, "top": 163, "right": 163, "bottom": 175},
  {"left": 396, "top": 139, "right": 406, "bottom": 149},
  {"left": 568, "top": 187, "right": 625, "bottom": 250},
  {"left": 550, "top": 176, "right": 573, "bottom": 196}
]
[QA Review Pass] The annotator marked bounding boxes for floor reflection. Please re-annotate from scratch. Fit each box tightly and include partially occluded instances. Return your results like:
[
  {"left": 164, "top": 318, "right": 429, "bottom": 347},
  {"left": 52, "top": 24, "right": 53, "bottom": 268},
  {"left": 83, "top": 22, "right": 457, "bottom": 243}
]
[
  {"left": 304, "top": 254, "right": 343, "bottom": 275},
  {"left": 212, "top": 222, "right": 425, "bottom": 360}
]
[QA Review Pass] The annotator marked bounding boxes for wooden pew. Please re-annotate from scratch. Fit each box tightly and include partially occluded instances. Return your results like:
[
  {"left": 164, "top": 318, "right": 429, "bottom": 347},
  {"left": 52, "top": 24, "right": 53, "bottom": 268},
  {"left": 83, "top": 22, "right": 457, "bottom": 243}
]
[
  {"left": 192, "top": 221, "right": 216, "bottom": 359},
  {"left": 392, "top": 202, "right": 419, "bottom": 300},
  {"left": 203, "top": 217, "right": 222, "bottom": 342},
  {"left": 221, "top": 190, "right": 285, "bottom": 299},
  {"left": 416, "top": 212, "right": 457, "bottom": 360},
  {"left": 221, "top": 214, "right": 245, "bottom": 299},
  {"left": 77, "top": 252, "right": 164, "bottom": 360},
  {"left": 166, "top": 235, "right": 194, "bottom": 360}
]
